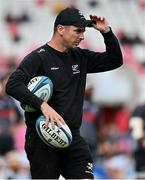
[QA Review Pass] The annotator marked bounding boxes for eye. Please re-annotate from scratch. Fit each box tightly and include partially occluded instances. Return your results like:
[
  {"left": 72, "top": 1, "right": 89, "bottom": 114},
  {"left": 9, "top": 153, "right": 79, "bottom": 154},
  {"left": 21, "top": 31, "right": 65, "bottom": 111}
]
[{"left": 74, "top": 29, "right": 85, "bottom": 33}]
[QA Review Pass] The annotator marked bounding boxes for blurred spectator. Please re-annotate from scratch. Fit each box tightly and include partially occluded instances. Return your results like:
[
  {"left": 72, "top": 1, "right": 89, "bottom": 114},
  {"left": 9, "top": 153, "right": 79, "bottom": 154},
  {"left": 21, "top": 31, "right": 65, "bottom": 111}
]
[
  {"left": 88, "top": 0, "right": 100, "bottom": 8},
  {"left": 0, "top": 73, "right": 29, "bottom": 176},
  {"left": 99, "top": 105, "right": 130, "bottom": 135},
  {"left": 130, "top": 103, "right": 145, "bottom": 139},
  {"left": 93, "top": 104, "right": 136, "bottom": 178},
  {"left": 139, "top": 0, "right": 145, "bottom": 9},
  {"left": 4, "top": 11, "right": 30, "bottom": 42},
  {"left": 119, "top": 32, "right": 143, "bottom": 46},
  {"left": 0, "top": 156, "right": 8, "bottom": 178},
  {"left": 11, "top": 120, "right": 26, "bottom": 151},
  {"left": 104, "top": 154, "right": 136, "bottom": 179},
  {"left": 6, "top": 56, "right": 19, "bottom": 74},
  {"left": 134, "top": 136, "right": 145, "bottom": 172},
  {"left": 94, "top": 135, "right": 136, "bottom": 179},
  {"left": 0, "top": 133, "right": 14, "bottom": 156},
  {"left": 130, "top": 103, "right": 145, "bottom": 176},
  {"left": 0, "top": 73, "right": 23, "bottom": 155},
  {"left": 35, "top": 0, "right": 47, "bottom": 7},
  {"left": 5, "top": 150, "right": 30, "bottom": 179},
  {"left": 80, "top": 78, "right": 101, "bottom": 162},
  {"left": 51, "top": 1, "right": 69, "bottom": 14}
]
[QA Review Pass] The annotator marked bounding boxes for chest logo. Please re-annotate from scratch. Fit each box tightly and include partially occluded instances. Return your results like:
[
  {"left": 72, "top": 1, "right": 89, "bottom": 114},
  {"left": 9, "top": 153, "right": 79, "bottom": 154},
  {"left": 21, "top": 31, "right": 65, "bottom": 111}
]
[{"left": 72, "top": 65, "right": 80, "bottom": 74}]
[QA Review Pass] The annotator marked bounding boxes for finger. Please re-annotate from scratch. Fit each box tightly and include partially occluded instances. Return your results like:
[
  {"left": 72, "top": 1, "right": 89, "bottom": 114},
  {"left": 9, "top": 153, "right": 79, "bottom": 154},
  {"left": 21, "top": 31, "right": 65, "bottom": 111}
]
[
  {"left": 50, "top": 119, "right": 55, "bottom": 130},
  {"left": 54, "top": 115, "right": 64, "bottom": 128},
  {"left": 95, "top": 16, "right": 100, "bottom": 20},
  {"left": 44, "top": 116, "right": 50, "bottom": 127},
  {"left": 90, "top": 15, "right": 96, "bottom": 20},
  {"left": 55, "top": 119, "right": 62, "bottom": 128},
  {"left": 93, "top": 15, "right": 98, "bottom": 19},
  {"left": 58, "top": 115, "right": 65, "bottom": 124},
  {"left": 49, "top": 114, "right": 55, "bottom": 129},
  {"left": 99, "top": 17, "right": 104, "bottom": 21},
  {"left": 89, "top": 15, "right": 93, "bottom": 19},
  {"left": 101, "top": 17, "right": 105, "bottom": 21}
]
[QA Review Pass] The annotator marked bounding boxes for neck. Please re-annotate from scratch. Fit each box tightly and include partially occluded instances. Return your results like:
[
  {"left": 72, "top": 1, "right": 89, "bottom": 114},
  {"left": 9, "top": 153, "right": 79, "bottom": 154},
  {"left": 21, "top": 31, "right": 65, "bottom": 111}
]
[{"left": 48, "top": 37, "right": 68, "bottom": 53}]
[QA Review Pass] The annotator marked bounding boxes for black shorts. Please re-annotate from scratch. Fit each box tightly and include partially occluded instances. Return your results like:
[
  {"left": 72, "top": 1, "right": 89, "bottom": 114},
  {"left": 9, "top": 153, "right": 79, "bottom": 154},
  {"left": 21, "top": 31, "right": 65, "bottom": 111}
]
[{"left": 25, "top": 128, "right": 94, "bottom": 179}]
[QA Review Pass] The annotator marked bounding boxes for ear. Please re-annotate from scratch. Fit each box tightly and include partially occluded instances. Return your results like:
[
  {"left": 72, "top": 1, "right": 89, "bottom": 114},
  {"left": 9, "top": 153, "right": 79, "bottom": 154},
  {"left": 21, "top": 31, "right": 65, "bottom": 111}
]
[{"left": 57, "top": 25, "right": 65, "bottom": 36}]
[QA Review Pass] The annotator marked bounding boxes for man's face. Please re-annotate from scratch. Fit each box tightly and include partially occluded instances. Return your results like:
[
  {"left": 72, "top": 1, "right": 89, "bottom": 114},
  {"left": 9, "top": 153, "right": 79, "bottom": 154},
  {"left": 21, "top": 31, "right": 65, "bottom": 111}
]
[{"left": 61, "top": 26, "right": 85, "bottom": 49}]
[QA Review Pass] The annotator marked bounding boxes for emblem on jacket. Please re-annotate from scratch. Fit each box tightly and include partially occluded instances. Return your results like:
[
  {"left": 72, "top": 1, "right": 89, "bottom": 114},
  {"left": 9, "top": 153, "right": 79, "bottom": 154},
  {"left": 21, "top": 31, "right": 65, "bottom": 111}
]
[
  {"left": 51, "top": 67, "right": 59, "bottom": 70},
  {"left": 72, "top": 65, "right": 80, "bottom": 74},
  {"left": 37, "top": 48, "right": 45, "bottom": 53}
]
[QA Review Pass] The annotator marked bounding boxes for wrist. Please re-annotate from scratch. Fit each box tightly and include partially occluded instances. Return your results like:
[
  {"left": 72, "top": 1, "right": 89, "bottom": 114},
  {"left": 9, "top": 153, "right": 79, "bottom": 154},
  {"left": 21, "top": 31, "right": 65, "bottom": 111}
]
[
  {"left": 101, "top": 26, "right": 110, "bottom": 33},
  {"left": 40, "top": 101, "right": 46, "bottom": 110}
]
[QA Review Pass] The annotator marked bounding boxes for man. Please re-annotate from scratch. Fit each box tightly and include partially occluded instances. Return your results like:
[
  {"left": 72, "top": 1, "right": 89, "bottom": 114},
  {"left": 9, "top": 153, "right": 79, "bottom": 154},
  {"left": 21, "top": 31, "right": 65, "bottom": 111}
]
[{"left": 6, "top": 7, "right": 123, "bottom": 179}]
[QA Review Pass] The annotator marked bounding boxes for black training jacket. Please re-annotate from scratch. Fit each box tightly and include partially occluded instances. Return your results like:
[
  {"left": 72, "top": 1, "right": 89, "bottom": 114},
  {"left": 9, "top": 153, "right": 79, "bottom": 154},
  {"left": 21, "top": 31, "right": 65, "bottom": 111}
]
[{"left": 6, "top": 30, "right": 123, "bottom": 129}]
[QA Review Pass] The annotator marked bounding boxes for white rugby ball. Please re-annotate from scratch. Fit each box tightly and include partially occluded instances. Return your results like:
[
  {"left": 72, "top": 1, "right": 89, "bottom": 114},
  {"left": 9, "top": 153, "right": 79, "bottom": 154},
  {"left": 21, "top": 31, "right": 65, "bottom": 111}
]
[
  {"left": 35, "top": 115, "right": 72, "bottom": 149},
  {"left": 21, "top": 76, "right": 53, "bottom": 112}
]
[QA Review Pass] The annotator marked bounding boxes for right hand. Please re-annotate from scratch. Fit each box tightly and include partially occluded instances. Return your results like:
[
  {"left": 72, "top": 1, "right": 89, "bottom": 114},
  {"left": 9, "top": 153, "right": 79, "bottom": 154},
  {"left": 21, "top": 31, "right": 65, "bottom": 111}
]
[{"left": 40, "top": 101, "right": 65, "bottom": 129}]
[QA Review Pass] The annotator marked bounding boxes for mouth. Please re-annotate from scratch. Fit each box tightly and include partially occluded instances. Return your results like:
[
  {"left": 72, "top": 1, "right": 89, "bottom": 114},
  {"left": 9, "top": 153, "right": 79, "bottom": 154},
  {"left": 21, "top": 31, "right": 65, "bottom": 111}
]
[{"left": 74, "top": 41, "right": 81, "bottom": 46}]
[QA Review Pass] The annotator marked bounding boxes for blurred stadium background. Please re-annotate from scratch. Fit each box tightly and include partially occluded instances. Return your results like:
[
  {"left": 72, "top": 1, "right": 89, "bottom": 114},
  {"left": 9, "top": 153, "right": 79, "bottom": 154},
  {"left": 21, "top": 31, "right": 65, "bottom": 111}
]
[{"left": 0, "top": 0, "right": 145, "bottom": 179}]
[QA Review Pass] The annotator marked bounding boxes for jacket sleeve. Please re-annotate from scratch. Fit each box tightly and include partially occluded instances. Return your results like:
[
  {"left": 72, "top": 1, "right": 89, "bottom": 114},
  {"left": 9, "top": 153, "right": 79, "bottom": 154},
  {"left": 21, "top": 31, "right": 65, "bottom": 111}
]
[
  {"left": 5, "top": 52, "right": 43, "bottom": 110},
  {"left": 82, "top": 29, "right": 123, "bottom": 73}
]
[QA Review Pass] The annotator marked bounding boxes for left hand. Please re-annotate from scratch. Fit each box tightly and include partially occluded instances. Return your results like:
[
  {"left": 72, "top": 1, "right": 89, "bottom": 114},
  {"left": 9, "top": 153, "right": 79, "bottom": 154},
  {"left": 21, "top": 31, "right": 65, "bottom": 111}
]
[{"left": 90, "top": 15, "right": 110, "bottom": 33}]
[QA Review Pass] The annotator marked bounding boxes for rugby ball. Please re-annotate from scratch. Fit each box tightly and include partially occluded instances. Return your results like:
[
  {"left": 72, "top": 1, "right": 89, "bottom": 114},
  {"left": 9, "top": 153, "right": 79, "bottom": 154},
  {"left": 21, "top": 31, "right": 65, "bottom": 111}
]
[
  {"left": 21, "top": 76, "right": 53, "bottom": 112},
  {"left": 35, "top": 115, "right": 72, "bottom": 149}
]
